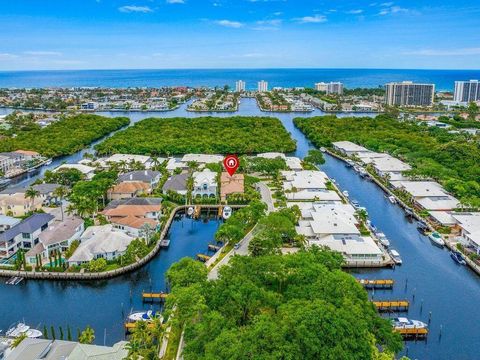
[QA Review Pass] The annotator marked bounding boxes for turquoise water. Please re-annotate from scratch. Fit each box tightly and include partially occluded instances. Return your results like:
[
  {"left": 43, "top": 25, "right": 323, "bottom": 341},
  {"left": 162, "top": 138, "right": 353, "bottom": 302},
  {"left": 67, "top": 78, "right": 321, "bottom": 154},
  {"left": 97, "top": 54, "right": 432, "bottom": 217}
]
[{"left": 1, "top": 68, "right": 480, "bottom": 90}]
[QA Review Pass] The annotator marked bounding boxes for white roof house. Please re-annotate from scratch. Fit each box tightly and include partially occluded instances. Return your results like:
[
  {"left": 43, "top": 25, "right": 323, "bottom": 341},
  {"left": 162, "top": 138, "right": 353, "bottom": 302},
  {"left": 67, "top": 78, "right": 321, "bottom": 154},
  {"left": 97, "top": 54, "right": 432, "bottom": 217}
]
[
  {"left": 192, "top": 169, "right": 217, "bottom": 198},
  {"left": 451, "top": 213, "right": 480, "bottom": 251},
  {"left": 282, "top": 170, "right": 329, "bottom": 191},
  {"left": 314, "top": 234, "right": 383, "bottom": 259},
  {"left": 416, "top": 196, "right": 460, "bottom": 211},
  {"left": 100, "top": 154, "right": 156, "bottom": 169},
  {"left": 166, "top": 158, "right": 187, "bottom": 173},
  {"left": 181, "top": 154, "right": 223, "bottom": 164},
  {"left": 257, "top": 152, "right": 286, "bottom": 159},
  {"left": 371, "top": 155, "right": 411, "bottom": 175},
  {"left": 332, "top": 141, "right": 369, "bottom": 156},
  {"left": 356, "top": 152, "right": 390, "bottom": 164},
  {"left": 392, "top": 181, "right": 460, "bottom": 211},
  {"left": 55, "top": 164, "right": 96, "bottom": 179},
  {"left": 286, "top": 190, "right": 341, "bottom": 202},
  {"left": 68, "top": 224, "right": 134, "bottom": 265},
  {"left": 285, "top": 157, "right": 303, "bottom": 171}
]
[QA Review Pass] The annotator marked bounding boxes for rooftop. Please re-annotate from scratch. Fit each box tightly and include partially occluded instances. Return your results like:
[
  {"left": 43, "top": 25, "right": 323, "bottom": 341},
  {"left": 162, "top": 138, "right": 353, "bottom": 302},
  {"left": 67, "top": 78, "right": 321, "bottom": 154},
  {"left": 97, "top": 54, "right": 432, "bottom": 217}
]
[
  {"left": 118, "top": 170, "right": 161, "bottom": 183},
  {"left": 38, "top": 216, "right": 84, "bottom": 246},
  {"left": 0, "top": 213, "right": 54, "bottom": 242}
]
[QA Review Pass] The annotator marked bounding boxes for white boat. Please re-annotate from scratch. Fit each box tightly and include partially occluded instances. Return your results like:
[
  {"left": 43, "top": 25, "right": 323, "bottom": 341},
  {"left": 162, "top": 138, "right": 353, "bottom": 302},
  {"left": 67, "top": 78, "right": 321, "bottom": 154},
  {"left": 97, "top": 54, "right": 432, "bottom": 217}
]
[
  {"left": 389, "top": 249, "right": 402, "bottom": 265},
  {"left": 388, "top": 196, "right": 397, "bottom": 204},
  {"left": 345, "top": 160, "right": 354, "bottom": 168},
  {"left": 358, "top": 167, "right": 368, "bottom": 178},
  {"left": 376, "top": 232, "right": 390, "bottom": 247},
  {"left": 6, "top": 323, "right": 42, "bottom": 338},
  {"left": 393, "top": 317, "right": 428, "bottom": 330},
  {"left": 342, "top": 190, "right": 349, "bottom": 198},
  {"left": 428, "top": 232, "right": 445, "bottom": 247},
  {"left": 222, "top": 206, "right": 232, "bottom": 220},
  {"left": 128, "top": 310, "right": 162, "bottom": 322},
  {"left": 187, "top": 207, "right": 194, "bottom": 216},
  {"left": 351, "top": 200, "right": 360, "bottom": 208}
]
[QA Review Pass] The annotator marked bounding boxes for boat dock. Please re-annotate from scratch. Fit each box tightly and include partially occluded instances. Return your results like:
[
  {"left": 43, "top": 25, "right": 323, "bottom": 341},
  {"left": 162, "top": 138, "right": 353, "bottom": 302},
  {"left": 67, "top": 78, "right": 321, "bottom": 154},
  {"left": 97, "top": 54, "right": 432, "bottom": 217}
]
[
  {"left": 372, "top": 300, "right": 409, "bottom": 312},
  {"left": 196, "top": 254, "right": 211, "bottom": 262},
  {"left": 394, "top": 327, "right": 428, "bottom": 339},
  {"left": 124, "top": 322, "right": 155, "bottom": 332},
  {"left": 193, "top": 206, "right": 201, "bottom": 219},
  {"left": 5, "top": 276, "right": 24, "bottom": 285},
  {"left": 358, "top": 279, "right": 394, "bottom": 289},
  {"left": 142, "top": 292, "right": 168, "bottom": 302},
  {"left": 208, "top": 244, "right": 221, "bottom": 251}
]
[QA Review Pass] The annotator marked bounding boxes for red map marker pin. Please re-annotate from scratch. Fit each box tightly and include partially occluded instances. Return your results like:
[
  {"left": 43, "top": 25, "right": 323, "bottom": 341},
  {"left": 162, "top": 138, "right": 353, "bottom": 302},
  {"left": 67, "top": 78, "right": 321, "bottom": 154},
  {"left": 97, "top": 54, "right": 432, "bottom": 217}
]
[{"left": 223, "top": 154, "right": 240, "bottom": 176}]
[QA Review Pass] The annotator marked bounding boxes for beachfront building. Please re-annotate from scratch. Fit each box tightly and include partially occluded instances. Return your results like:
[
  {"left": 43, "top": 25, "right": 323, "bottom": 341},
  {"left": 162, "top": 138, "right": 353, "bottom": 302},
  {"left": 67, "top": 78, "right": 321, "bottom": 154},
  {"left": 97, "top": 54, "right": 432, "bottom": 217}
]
[
  {"left": 55, "top": 163, "right": 96, "bottom": 180},
  {"left": 68, "top": 224, "right": 135, "bottom": 266},
  {"left": 314, "top": 82, "right": 328, "bottom": 92},
  {"left": 220, "top": 172, "right": 244, "bottom": 201},
  {"left": 454, "top": 80, "right": 480, "bottom": 103},
  {"left": 451, "top": 213, "right": 480, "bottom": 254},
  {"left": 192, "top": 169, "right": 217, "bottom": 198},
  {"left": 385, "top": 81, "right": 435, "bottom": 107},
  {"left": 25, "top": 216, "right": 84, "bottom": 265},
  {"left": 162, "top": 173, "right": 189, "bottom": 196},
  {"left": 107, "top": 181, "right": 151, "bottom": 201},
  {"left": 258, "top": 80, "right": 268, "bottom": 92},
  {"left": 0, "top": 213, "right": 54, "bottom": 260},
  {"left": 235, "top": 80, "right": 246, "bottom": 92},
  {"left": 391, "top": 181, "right": 460, "bottom": 211},
  {"left": 118, "top": 170, "right": 161, "bottom": 188},
  {"left": 326, "top": 82, "right": 344, "bottom": 95},
  {"left": 5, "top": 338, "right": 128, "bottom": 360},
  {"left": 295, "top": 203, "right": 383, "bottom": 265}
]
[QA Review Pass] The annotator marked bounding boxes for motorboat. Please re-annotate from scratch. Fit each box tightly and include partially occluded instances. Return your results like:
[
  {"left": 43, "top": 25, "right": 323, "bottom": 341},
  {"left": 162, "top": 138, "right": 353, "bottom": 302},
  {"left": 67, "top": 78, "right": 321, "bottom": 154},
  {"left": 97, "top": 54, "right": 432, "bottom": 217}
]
[
  {"left": 376, "top": 232, "right": 390, "bottom": 247},
  {"left": 320, "top": 147, "right": 326, "bottom": 153},
  {"left": 428, "top": 232, "right": 445, "bottom": 247},
  {"left": 6, "top": 323, "right": 42, "bottom": 338},
  {"left": 389, "top": 249, "right": 402, "bottom": 265},
  {"left": 342, "top": 190, "right": 349, "bottom": 198},
  {"left": 392, "top": 317, "right": 428, "bottom": 330},
  {"left": 388, "top": 196, "right": 397, "bottom": 204},
  {"left": 358, "top": 167, "right": 368, "bottom": 178},
  {"left": 187, "top": 207, "right": 194, "bottom": 216},
  {"left": 222, "top": 206, "right": 232, "bottom": 220},
  {"left": 450, "top": 251, "right": 466, "bottom": 265},
  {"left": 345, "top": 160, "right": 354, "bottom": 168},
  {"left": 351, "top": 200, "right": 360, "bottom": 209},
  {"left": 128, "top": 310, "right": 162, "bottom": 322}
]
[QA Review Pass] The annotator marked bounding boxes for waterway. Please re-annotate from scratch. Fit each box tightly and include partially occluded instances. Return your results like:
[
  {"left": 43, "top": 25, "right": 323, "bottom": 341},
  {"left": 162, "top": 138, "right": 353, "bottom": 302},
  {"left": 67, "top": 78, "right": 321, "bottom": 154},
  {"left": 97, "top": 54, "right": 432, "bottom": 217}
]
[{"left": 1, "top": 99, "right": 479, "bottom": 359}]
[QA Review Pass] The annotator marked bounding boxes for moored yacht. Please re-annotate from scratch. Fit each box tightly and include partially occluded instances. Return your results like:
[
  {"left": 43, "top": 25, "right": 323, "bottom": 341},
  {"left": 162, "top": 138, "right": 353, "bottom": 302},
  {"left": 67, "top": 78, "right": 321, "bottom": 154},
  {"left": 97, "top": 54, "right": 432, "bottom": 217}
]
[
  {"left": 428, "top": 232, "right": 445, "bottom": 247},
  {"left": 222, "top": 206, "right": 232, "bottom": 220},
  {"left": 392, "top": 317, "right": 428, "bottom": 330},
  {"left": 388, "top": 196, "right": 396, "bottom": 204},
  {"left": 6, "top": 323, "right": 43, "bottom": 338},
  {"left": 376, "top": 232, "right": 390, "bottom": 247},
  {"left": 128, "top": 310, "right": 162, "bottom": 322},
  {"left": 389, "top": 249, "right": 402, "bottom": 265},
  {"left": 342, "top": 190, "right": 349, "bottom": 198},
  {"left": 450, "top": 251, "right": 466, "bottom": 265}
]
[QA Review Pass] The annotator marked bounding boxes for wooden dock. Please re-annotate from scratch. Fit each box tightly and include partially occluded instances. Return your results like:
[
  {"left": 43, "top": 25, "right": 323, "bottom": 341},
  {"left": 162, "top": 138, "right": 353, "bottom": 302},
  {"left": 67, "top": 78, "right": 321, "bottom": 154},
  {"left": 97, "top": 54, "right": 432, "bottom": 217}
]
[
  {"left": 218, "top": 206, "right": 223, "bottom": 218},
  {"left": 196, "top": 254, "right": 211, "bottom": 262},
  {"left": 208, "top": 244, "right": 221, "bottom": 252},
  {"left": 125, "top": 322, "right": 155, "bottom": 331},
  {"left": 142, "top": 292, "right": 168, "bottom": 302},
  {"left": 372, "top": 300, "right": 409, "bottom": 312},
  {"left": 394, "top": 327, "right": 428, "bottom": 339},
  {"left": 358, "top": 279, "right": 394, "bottom": 289},
  {"left": 193, "top": 206, "right": 201, "bottom": 219}
]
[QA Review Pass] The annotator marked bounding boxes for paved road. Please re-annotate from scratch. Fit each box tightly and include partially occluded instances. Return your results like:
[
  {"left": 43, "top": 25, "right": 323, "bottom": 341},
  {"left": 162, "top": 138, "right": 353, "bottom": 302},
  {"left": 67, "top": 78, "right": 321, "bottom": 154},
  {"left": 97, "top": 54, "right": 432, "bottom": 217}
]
[{"left": 257, "top": 182, "right": 274, "bottom": 214}]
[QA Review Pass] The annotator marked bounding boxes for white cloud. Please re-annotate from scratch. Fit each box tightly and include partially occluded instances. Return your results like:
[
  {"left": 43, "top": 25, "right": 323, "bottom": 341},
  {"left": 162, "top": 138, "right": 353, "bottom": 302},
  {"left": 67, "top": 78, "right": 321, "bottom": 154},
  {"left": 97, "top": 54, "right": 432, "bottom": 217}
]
[
  {"left": 0, "top": 53, "right": 18, "bottom": 60},
  {"left": 214, "top": 20, "right": 244, "bottom": 28},
  {"left": 379, "top": 5, "right": 417, "bottom": 15},
  {"left": 24, "top": 51, "right": 62, "bottom": 56},
  {"left": 347, "top": 9, "right": 364, "bottom": 14},
  {"left": 256, "top": 19, "right": 282, "bottom": 26},
  {"left": 118, "top": 5, "right": 153, "bottom": 13},
  {"left": 166, "top": 0, "right": 185, "bottom": 3},
  {"left": 294, "top": 15, "right": 327, "bottom": 24},
  {"left": 404, "top": 48, "right": 480, "bottom": 56}
]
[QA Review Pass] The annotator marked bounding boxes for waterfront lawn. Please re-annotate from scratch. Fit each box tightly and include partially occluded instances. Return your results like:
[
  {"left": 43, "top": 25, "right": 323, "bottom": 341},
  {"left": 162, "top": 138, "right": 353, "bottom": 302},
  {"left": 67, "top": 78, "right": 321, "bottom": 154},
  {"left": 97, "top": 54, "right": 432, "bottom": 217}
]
[
  {"left": 0, "top": 114, "right": 129, "bottom": 158},
  {"left": 95, "top": 116, "right": 296, "bottom": 155},
  {"left": 294, "top": 114, "right": 480, "bottom": 208}
]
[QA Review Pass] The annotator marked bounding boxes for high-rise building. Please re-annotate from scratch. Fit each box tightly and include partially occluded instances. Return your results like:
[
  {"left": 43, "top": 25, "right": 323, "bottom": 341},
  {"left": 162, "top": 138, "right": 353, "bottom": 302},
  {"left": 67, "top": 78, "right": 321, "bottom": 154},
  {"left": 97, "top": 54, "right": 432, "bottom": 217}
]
[
  {"left": 235, "top": 80, "right": 246, "bottom": 92},
  {"left": 326, "top": 82, "right": 344, "bottom": 95},
  {"left": 384, "top": 81, "right": 435, "bottom": 107},
  {"left": 454, "top": 80, "right": 480, "bottom": 103},
  {"left": 258, "top": 80, "right": 268, "bottom": 92},
  {"left": 314, "top": 82, "right": 328, "bottom": 92}
]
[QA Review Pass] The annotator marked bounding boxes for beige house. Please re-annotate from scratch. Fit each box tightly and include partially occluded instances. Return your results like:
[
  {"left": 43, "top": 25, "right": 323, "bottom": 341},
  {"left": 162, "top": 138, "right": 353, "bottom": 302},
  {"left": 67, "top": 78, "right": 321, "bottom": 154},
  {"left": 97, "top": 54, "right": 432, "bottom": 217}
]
[
  {"left": 107, "top": 181, "right": 151, "bottom": 201},
  {"left": 0, "top": 193, "right": 43, "bottom": 217},
  {"left": 220, "top": 172, "right": 244, "bottom": 201}
]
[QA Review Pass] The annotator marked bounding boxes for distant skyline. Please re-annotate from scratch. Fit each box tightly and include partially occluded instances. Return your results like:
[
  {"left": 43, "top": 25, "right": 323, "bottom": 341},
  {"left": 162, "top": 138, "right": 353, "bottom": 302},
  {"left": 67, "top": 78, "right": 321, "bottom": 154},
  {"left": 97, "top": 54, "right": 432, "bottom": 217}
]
[{"left": 1, "top": 0, "right": 479, "bottom": 70}]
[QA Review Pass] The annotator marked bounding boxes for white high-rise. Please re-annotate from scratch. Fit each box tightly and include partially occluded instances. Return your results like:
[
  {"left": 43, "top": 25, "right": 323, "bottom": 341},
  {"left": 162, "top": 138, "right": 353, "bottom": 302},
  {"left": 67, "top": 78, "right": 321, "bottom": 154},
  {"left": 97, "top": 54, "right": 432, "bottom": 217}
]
[
  {"left": 258, "top": 80, "right": 268, "bottom": 92},
  {"left": 326, "top": 82, "right": 344, "bottom": 95},
  {"left": 314, "top": 82, "right": 328, "bottom": 91},
  {"left": 454, "top": 80, "right": 480, "bottom": 103},
  {"left": 235, "top": 80, "right": 246, "bottom": 92},
  {"left": 384, "top": 81, "right": 435, "bottom": 107}
]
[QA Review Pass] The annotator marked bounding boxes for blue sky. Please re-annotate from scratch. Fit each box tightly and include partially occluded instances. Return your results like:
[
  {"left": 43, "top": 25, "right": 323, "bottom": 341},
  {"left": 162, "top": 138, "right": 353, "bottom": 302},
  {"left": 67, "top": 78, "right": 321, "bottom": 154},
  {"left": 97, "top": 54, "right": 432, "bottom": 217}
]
[{"left": 0, "top": 0, "right": 479, "bottom": 70}]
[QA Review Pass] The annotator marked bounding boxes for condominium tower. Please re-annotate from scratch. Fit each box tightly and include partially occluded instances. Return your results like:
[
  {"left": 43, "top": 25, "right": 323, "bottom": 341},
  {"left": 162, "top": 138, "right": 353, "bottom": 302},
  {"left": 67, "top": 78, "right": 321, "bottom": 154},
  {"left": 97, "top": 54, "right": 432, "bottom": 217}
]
[
  {"left": 258, "top": 80, "right": 268, "bottom": 92},
  {"left": 384, "top": 81, "right": 435, "bottom": 107},
  {"left": 235, "top": 80, "right": 246, "bottom": 92},
  {"left": 454, "top": 80, "right": 480, "bottom": 103},
  {"left": 314, "top": 82, "right": 344, "bottom": 95}
]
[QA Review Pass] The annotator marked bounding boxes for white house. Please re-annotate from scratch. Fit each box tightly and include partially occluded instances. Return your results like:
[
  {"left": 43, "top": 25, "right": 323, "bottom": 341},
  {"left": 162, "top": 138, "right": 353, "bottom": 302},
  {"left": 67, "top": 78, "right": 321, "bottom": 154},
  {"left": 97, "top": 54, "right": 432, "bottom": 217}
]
[
  {"left": 332, "top": 141, "right": 370, "bottom": 156},
  {"left": 451, "top": 213, "right": 480, "bottom": 253},
  {"left": 181, "top": 154, "right": 223, "bottom": 164},
  {"left": 55, "top": 163, "right": 96, "bottom": 180},
  {"left": 391, "top": 181, "right": 460, "bottom": 211},
  {"left": 97, "top": 153, "right": 157, "bottom": 169},
  {"left": 68, "top": 224, "right": 135, "bottom": 266},
  {"left": 192, "top": 169, "right": 217, "bottom": 198}
]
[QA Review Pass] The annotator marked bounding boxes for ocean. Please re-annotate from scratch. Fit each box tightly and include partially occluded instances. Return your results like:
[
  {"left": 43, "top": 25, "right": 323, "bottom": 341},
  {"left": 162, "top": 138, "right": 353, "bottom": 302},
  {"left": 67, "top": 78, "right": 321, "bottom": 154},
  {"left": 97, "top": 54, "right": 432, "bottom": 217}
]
[{"left": 0, "top": 68, "right": 479, "bottom": 91}]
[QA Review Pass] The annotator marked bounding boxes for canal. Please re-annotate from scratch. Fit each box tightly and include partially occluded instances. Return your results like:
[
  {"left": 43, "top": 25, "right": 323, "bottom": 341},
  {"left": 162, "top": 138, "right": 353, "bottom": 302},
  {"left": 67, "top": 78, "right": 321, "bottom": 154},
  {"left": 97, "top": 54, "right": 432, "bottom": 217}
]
[{"left": 1, "top": 99, "right": 480, "bottom": 359}]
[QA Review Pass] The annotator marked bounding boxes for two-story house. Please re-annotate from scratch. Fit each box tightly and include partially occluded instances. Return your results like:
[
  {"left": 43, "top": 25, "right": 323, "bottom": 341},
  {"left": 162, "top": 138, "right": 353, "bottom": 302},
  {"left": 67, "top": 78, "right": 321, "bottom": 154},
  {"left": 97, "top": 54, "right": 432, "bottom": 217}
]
[{"left": 192, "top": 169, "right": 217, "bottom": 198}]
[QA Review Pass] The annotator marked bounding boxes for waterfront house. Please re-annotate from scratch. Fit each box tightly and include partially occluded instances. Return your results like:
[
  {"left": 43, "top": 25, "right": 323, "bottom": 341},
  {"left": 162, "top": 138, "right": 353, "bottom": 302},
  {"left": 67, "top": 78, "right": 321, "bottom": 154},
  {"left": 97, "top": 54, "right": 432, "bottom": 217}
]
[
  {"left": 118, "top": 170, "right": 161, "bottom": 188},
  {"left": 107, "top": 181, "right": 151, "bottom": 201},
  {"left": 0, "top": 183, "right": 62, "bottom": 206},
  {"left": 25, "top": 216, "right": 84, "bottom": 265},
  {"left": 0, "top": 154, "right": 16, "bottom": 174},
  {"left": 0, "top": 192, "right": 44, "bottom": 217},
  {"left": 0, "top": 215, "right": 20, "bottom": 233},
  {"left": 162, "top": 172, "right": 189, "bottom": 196},
  {"left": 285, "top": 157, "right": 303, "bottom": 171},
  {"left": 332, "top": 141, "right": 370, "bottom": 156},
  {"left": 0, "top": 213, "right": 54, "bottom": 260},
  {"left": 192, "top": 169, "right": 217, "bottom": 198},
  {"left": 5, "top": 338, "right": 128, "bottom": 360},
  {"left": 181, "top": 154, "right": 223, "bottom": 164},
  {"left": 55, "top": 163, "right": 96, "bottom": 180},
  {"left": 281, "top": 170, "right": 341, "bottom": 202},
  {"left": 68, "top": 224, "right": 135, "bottom": 266},
  {"left": 391, "top": 181, "right": 460, "bottom": 211},
  {"left": 451, "top": 213, "right": 480, "bottom": 254},
  {"left": 370, "top": 155, "right": 411, "bottom": 178},
  {"left": 96, "top": 153, "right": 158, "bottom": 170},
  {"left": 102, "top": 199, "right": 161, "bottom": 237},
  {"left": 165, "top": 158, "right": 188, "bottom": 173},
  {"left": 220, "top": 172, "right": 244, "bottom": 201}
]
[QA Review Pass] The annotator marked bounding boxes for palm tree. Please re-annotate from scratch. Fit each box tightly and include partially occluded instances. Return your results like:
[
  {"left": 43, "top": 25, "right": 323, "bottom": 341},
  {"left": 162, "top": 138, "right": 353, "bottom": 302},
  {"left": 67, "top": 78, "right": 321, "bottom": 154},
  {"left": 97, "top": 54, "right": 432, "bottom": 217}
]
[
  {"left": 78, "top": 326, "right": 95, "bottom": 344},
  {"left": 53, "top": 186, "right": 69, "bottom": 221},
  {"left": 24, "top": 187, "right": 40, "bottom": 211}
]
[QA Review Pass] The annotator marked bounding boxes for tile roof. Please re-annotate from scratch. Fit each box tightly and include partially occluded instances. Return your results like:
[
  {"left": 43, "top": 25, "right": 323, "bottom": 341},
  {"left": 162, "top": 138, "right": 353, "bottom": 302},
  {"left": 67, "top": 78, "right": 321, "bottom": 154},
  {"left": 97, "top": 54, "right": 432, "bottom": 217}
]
[
  {"left": 38, "top": 216, "right": 84, "bottom": 246},
  {"left": 109, "top": 181, "right": 150, "bottom": 194}
]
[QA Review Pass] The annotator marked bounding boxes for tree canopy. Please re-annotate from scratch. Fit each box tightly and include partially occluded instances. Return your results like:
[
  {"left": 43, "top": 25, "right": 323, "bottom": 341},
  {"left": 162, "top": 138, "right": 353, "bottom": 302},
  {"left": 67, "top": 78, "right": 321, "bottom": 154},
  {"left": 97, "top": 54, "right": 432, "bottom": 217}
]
[{"left": 95, "top": 116, "right": 296, "bottom": 155}]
